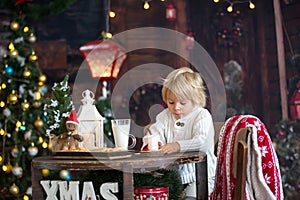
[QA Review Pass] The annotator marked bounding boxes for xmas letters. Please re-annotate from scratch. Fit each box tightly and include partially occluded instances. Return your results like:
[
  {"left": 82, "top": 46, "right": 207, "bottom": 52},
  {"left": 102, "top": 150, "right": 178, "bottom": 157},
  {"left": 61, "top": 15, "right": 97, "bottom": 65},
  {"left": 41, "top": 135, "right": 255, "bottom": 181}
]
[{"left": 40, "top": 180, "right": 118, "bottom": 200}]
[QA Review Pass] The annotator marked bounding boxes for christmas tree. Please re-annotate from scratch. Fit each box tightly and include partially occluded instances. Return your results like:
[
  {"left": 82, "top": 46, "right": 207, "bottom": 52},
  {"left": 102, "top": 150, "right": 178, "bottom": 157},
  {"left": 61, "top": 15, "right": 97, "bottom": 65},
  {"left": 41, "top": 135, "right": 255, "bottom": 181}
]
[
  {"left": 43, "top": 75, "right": 73, "bottom": 137},
  {"left": 0, "top": 7, "right": 49, "bottom": 200}
]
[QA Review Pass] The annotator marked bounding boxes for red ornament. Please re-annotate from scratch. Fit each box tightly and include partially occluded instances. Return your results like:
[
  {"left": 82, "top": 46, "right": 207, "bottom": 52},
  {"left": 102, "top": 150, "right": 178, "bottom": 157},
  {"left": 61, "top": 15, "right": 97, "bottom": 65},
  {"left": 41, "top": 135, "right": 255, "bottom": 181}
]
[
  {"left": 14, "top": 0, "right": 32, "bottom": 16},
  {"left": 290, "top": 81, "right": 300, "bottom": 120},
  {"left": 166, "top": 2, "right": 176, "bottom": 21}
]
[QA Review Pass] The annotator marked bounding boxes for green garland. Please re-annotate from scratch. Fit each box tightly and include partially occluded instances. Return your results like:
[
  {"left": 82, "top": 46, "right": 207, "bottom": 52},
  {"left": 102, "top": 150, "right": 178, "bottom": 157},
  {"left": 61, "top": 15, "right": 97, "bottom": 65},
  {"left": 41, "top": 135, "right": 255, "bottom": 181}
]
[{"left": 0, "top": 0, "right": 78, "bottom": 20}]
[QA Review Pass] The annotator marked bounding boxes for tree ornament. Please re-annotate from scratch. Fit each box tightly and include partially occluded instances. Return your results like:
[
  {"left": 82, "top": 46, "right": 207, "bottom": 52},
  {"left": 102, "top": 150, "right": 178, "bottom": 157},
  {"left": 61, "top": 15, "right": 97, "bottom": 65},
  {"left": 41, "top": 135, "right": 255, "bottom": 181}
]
[
  {"left": 3, "top": 107, "right": 11, "bottom": 117},
  {"left": 32, "top": 100, "right": 41, "bottom": 108},
  {"left": 19, "top": 124, "right": 26, "bottom": 132},
  {"left": 42, "top": 168, "right": 50, "bottom": 177},
  {"left": 10, "top": 21, "right": 20, "bottom": 31},
  {"left": 29, "top": 51, "right": 38, "bottom": 62},
  {"left": 9, "top": 183, "right": 19, "bottom": 195},
  {"left": 24, "top": 130, "right": 32, "bottom": 140},
  {"left": 11, "top": 146, "right": 19, "bottom": 158},
  {"left": 34, "top": 116, "right": 44, "bottom": 129},
  {"left": 27, "top": 33, "right": 36, "bottom": 43},
  {"left": 38, "top": 74, "right": 47, "bottom": 83},
  {"left": 60, "top": 169, "right": 71, "bottom": 180},
  {"left": 7, "top": 90, "right": 19, "bottom": 104},
  {"left": 9, "top": 49, "right": 19, "bottom": 58},
  {"left": 5, "top": 65, "right": 14, "bottom": 76},
  {"left": 23, "top": 67, "right": 32, "bottom": 79},
  {"left": 28, "top": 143, "right": 38, "bottom": 156},
  {"left": 12, "top": 164, "right": 23, "bottom": 176},
  {"left": 21, "top": 99, "right": 30, "bottom": 111}
]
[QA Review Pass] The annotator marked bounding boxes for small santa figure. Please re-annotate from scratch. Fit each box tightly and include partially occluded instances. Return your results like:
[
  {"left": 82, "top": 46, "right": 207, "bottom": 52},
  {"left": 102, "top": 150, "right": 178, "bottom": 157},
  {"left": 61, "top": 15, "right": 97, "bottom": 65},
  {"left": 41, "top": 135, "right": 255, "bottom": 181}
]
[{"left": 62, "top": 110, "right": 83, "bottom": 150}]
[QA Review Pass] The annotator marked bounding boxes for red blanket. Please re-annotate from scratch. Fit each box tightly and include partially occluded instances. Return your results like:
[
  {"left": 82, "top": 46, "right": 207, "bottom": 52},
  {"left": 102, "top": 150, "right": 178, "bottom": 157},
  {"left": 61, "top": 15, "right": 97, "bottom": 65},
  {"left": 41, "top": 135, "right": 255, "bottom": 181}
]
[{"left": 212, "top": 115, "right": 284, "bottom": 200}]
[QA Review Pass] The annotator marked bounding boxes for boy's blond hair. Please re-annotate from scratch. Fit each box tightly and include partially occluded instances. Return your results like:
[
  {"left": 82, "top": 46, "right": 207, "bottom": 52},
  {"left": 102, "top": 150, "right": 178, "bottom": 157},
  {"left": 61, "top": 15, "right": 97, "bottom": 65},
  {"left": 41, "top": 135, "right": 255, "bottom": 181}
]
[{"left": 162, "top": 67, "right": 206, "bottom": 107}]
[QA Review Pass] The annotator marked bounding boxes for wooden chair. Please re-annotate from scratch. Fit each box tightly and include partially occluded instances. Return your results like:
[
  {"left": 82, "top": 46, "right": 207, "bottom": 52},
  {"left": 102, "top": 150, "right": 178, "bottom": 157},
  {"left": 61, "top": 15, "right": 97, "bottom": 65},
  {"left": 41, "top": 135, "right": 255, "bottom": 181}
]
[
  {"left": 232, "top": 127, "right": 249, "bottom": 200},
  {"left": 213, "top": 115, "right": 283, "bottom": 200},
  {"left": 213, "top": 122, "right": 224, "bottom": 156}
]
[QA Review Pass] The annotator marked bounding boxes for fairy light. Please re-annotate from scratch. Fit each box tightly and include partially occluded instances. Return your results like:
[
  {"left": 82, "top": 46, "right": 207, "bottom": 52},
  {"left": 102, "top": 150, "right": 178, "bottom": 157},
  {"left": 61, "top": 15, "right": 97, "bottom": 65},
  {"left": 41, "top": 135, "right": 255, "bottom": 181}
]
[
  {"left": 0, "top": 129, "right": 6, "bottom": 135},
  {"left": 42, "top": 141, "right": 48, "bottom": 148},
  {"left": 227, "top": 3, "right": 233, "bottom": 12},
  {"left": 144, "top": 1, "right": 150, "bottom": 10},
  {"left": 213, "top": 0, "right": 255, "bottom": 12},
  {"left": 105, "top": 32, "right": 113, "bottom": 38},
  {"left": 35, "top": 91, "right": 41, "bottom": 100},
  {"left": 109, "top": 11, "right": 116, "bottom": 18},
  {"left": 23, "top": 26, "right": 29, "bottom": 33},
  {"left": 249, "top": 1, "right": 255, "bottom": 9},
  {"left": 16, "top": 121, "right": 22, "bottom": 128},
  {"left": 8, "top": 42, "right": 15, "bottom": 51},
  {"left": 38, "top": 136, "right": 43, "bottom": 143},
  {"left": 2, "top": 165, "right": 8, "bottom": 172},
  {"left": 0, "top": 101, "right": 5, "bottom": 107},
  {"left": 2, "top": 83, "right": 7, "bottom": 89}
]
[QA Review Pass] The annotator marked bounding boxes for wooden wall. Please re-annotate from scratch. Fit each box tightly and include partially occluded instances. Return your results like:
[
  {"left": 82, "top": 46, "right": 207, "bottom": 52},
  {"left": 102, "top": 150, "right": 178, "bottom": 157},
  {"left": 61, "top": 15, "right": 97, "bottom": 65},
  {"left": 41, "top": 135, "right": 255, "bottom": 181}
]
[{"left": 2, "top": 0, "right": 300, "bottom": 131}]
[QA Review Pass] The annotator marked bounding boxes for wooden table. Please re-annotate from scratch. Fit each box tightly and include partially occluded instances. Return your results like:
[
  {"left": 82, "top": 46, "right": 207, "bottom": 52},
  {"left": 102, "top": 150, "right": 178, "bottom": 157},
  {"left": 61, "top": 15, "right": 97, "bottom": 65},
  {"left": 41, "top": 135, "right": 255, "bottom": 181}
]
[{"left": 32, "top": 151, "right": 208, "bottom": 200}]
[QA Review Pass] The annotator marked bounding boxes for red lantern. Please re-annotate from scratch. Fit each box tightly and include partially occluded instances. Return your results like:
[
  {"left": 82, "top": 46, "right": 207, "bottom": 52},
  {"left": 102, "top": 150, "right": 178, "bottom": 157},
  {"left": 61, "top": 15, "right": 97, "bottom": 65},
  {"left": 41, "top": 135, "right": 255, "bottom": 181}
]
[
  {"left": 166, "top": 2, "right": 176, "bottom": 21},
  {"left": 79, "top": 40, "right": 127, "bottom": 80},
  {"left": 290, "top": 81, "right": 300, "bottom": 120}
]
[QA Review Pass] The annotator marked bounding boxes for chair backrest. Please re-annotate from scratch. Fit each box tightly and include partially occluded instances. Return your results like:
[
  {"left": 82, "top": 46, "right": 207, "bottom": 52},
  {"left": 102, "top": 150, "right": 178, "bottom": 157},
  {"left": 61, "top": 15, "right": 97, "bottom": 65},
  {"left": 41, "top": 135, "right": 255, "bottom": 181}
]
[
  {"left": 213, "top": 122, "right": 224, "bottom": 145},
  {"left": 212, "top": 115, "right": 284, "bottom": 200},
  {"left": 232, "top": 128, "right": 249, "bottom": 200},
  {"left": 213, "top": 122, "right": 224, "bottom": 155}
]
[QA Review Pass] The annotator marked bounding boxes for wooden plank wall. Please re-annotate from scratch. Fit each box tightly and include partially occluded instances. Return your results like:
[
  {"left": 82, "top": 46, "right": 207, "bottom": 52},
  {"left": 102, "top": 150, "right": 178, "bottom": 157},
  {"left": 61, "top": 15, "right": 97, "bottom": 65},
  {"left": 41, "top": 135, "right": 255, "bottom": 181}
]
[{"left": 2, "top": 0, "right": 299, "bottom": 131}]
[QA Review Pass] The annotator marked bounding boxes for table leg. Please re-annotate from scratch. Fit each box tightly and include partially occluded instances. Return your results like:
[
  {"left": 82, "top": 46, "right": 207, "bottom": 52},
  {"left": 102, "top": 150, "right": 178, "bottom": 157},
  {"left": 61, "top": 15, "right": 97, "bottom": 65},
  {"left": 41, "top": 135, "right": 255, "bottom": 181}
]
[
  {"left": 31, "top": 162, "right": 44, "bottom": 200},
  {"left": 196, "top": 156, "right": 208, "bottom": 200},
  {"left": 122, "top": 164, "right": 134, "bottom": 200}
]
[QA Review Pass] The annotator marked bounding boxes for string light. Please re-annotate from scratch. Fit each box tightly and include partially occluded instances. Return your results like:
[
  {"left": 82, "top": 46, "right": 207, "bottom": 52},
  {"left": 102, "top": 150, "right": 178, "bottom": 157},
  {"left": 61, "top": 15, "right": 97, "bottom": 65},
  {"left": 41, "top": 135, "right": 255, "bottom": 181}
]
[
  {"left": 104, "top": 0, "right": 113, "bottom": 38},
  {"left": 227, "top": 3, "right": 233, "bottom": 12},
  {"left": 109, "top": 11, "right": 116, "bottom": 18},
  {"left": 213, "top": 0, "right": 255, "bottom": 12},
  {"left": 144, "top": 1, "right": 150, "bottom": 10},
  {"left": 249, "top": 1, "right": 255, "bottom": 9}
]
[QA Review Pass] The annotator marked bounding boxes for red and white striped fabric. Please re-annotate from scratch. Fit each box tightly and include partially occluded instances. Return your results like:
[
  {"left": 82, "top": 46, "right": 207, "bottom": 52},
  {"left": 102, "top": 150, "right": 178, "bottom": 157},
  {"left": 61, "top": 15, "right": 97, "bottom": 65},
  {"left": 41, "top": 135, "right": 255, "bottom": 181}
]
[{"left": 212, "top": 115, "right": 284, "bottom": 200}]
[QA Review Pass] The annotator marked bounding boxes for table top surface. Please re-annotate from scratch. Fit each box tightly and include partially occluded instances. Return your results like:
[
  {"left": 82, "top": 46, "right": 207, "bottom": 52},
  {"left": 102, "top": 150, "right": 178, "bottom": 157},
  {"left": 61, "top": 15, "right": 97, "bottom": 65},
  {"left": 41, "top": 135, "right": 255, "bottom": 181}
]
[{"left": 32, "top": 151, "right": 206, "bottom": 171}]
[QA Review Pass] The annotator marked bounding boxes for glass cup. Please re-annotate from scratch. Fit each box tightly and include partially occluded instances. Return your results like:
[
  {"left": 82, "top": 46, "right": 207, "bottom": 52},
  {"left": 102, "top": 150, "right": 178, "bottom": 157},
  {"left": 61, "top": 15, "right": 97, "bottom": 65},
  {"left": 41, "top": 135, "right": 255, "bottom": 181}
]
[{"left": 111, "top": 119, "right": 136, "bottom": 150}]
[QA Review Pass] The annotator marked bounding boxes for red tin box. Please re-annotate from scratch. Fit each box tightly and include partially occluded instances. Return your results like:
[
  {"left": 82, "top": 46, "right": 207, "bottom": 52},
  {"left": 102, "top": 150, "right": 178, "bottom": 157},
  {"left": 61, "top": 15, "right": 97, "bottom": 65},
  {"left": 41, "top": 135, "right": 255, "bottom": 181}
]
[{"left": 134, "top": 186, "right": 169, "bottom": 200}]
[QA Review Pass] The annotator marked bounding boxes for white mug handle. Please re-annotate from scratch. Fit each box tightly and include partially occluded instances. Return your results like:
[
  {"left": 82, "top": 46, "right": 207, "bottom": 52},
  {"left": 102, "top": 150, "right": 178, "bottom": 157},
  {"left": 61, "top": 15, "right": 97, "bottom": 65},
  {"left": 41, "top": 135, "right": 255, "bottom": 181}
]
[{"left": 128, "top": 134, "right": 136, "bottom": 149}]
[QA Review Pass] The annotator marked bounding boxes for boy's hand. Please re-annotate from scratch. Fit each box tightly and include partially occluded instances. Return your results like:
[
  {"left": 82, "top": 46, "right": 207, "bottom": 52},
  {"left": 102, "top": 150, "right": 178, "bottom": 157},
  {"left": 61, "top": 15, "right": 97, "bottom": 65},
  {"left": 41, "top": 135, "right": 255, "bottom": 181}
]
[{"left": 160, "top": 142, "right": 180, "bottom": 154}]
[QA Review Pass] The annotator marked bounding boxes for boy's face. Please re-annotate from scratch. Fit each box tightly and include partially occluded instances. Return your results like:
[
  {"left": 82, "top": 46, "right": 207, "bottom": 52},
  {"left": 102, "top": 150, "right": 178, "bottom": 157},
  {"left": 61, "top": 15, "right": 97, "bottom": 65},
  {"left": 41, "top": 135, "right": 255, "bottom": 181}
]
[{"left": 166, "top": 91, "right": 194, "bottom": 119}]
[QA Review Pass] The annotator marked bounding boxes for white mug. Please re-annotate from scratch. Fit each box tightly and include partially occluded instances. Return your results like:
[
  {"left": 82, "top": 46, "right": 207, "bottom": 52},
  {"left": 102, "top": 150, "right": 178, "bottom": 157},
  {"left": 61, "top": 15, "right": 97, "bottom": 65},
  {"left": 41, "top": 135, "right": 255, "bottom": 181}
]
[
  {"left": 142, "top": 134, "right": 161, "bottom": 151},
  {"left": 111, "top": 119, "right": 136, "bottom": 150}
]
